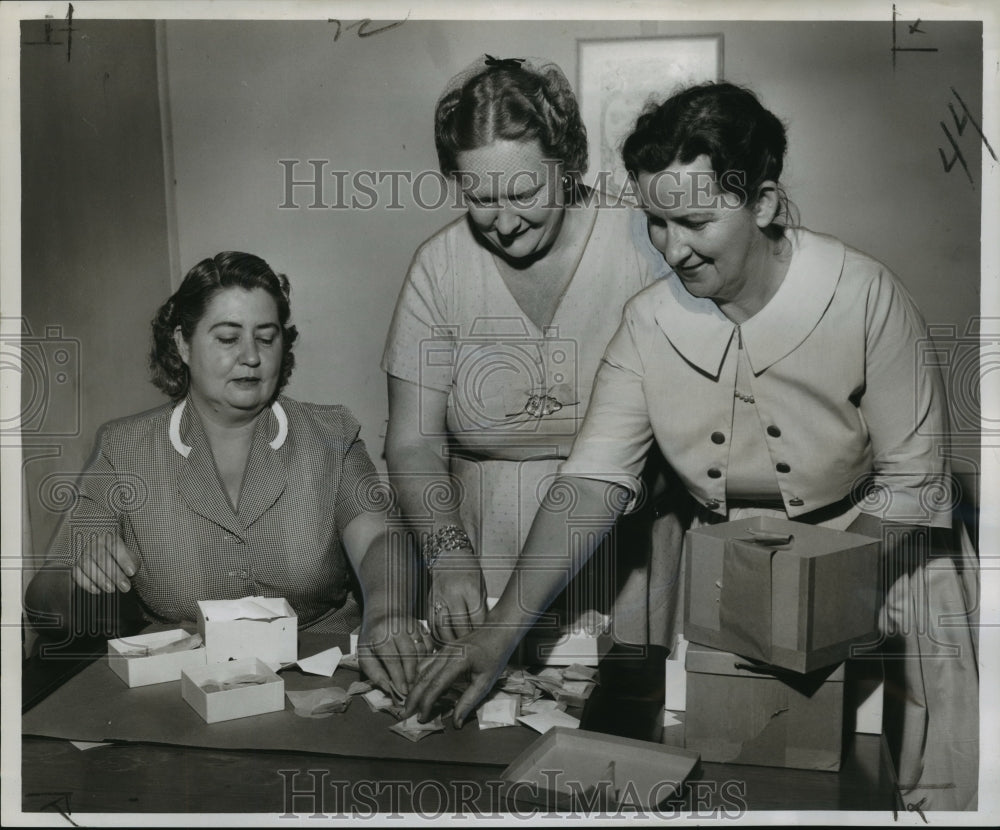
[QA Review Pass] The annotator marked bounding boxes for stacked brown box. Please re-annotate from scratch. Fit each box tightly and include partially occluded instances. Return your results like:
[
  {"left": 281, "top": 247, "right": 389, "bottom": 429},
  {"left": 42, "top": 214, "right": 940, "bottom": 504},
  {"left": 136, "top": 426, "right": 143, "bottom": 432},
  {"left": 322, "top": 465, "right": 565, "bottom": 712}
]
[{"left": 681, "top": 516, "right": 879, "bottom": 771}]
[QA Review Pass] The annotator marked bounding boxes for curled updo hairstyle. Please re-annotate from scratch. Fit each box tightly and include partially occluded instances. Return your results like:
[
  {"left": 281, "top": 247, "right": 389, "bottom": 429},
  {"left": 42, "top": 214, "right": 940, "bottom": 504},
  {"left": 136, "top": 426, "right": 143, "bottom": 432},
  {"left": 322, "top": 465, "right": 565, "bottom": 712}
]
[
  {"left": 434, "top": 62, "right": 588, "bottom": 196},
  {"left": 622, "top": 82, "right": 794, "bottom": 228},
  {"left": 149, "top": 251, "right": 298, "bottom": 400}
]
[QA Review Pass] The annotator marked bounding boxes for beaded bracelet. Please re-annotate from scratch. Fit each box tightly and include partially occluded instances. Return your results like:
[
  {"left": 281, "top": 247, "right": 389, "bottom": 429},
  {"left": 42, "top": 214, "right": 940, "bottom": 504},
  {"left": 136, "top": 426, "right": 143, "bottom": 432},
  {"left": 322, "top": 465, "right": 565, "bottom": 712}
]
[{"left": 423, "top": 524, "right": 473, "bottom": 570}]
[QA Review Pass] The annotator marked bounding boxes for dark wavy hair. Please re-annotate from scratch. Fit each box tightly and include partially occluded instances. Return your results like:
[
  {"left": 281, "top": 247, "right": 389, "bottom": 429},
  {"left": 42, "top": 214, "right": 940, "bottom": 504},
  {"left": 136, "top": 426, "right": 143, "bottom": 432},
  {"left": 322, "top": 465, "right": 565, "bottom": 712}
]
[
  {"left": 435, "top": 62, "right": 588, "bottom": 195},
  {"left": 149, "top": 252, "right": 298, "bottom": 400},
  {"left": 622, "top": 82, "right": 794, "bottom": 227}
]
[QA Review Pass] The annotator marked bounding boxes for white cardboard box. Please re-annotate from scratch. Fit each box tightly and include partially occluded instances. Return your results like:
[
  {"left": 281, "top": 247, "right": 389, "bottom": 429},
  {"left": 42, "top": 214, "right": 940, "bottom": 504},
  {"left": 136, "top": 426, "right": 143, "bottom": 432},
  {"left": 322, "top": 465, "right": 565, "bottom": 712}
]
[
  {"left": 197, "top": 596, "right": 297, "bottom": 666},
  {"left": 181, "top": 657, "right": 285, "bottom": 723},
  {"left": 664, "top": 635, "right": 688, "bottom": 711},
  {"left": 107, "top": 629, "right": 207, "bottom": 687},
  {"left": 520, "top": 629, "right": 614, "bottom": 667}
]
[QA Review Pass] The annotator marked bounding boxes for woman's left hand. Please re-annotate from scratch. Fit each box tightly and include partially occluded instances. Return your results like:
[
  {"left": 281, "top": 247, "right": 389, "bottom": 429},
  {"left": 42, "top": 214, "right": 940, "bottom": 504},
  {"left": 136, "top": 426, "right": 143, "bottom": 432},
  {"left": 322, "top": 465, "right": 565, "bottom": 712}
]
[
  {"left": 403, "top": 624, "right": 513, "bottom": 728},
  {"left": 357, "top": 608, "right": 433, "bottom": 698}
]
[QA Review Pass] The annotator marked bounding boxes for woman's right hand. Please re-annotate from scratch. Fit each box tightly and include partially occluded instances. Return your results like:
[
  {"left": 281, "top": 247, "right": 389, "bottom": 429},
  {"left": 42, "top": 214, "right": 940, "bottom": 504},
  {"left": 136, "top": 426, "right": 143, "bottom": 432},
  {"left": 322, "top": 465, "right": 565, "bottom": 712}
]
[
  {"left": 72, "top": 533, "right": 140, "bottom": 594},
  {"left": 404, "top": 622, "right": 514, "bottom": 728},
  {"left": 428, "top": 547, "right": 488, "bottom": 643}
]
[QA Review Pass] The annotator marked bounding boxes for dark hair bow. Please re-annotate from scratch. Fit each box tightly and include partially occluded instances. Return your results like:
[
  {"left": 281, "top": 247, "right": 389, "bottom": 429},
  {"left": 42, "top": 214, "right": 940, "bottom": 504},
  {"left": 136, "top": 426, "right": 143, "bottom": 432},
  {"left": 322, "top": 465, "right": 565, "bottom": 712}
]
[{"left": 484, "top": 54, "right": 525, "bottom": 68}]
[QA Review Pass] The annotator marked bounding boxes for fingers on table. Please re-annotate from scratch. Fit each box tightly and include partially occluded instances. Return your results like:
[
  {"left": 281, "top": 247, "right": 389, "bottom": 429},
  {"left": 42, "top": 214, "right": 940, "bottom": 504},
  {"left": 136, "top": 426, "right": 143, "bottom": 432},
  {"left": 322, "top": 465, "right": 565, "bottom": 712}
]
[
  {"left": 74, "top": 536, "right": 133, "bottom": 593},
  {"left": 364, "top": 628, "right": 433, "bottom": 694},
  {"left": 454, "top": 672, "right": 495, "bottom": 728},
  {"left": 405, "top": 646, "right": 470, "bottom": 722}
]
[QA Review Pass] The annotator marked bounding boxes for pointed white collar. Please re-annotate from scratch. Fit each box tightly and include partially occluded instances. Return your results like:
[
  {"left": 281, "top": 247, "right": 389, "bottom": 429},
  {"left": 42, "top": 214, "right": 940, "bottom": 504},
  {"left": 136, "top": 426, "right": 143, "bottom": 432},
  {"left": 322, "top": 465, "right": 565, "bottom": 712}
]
[{"left": 651, "top": 228, "right": 846, "bottom": 377}]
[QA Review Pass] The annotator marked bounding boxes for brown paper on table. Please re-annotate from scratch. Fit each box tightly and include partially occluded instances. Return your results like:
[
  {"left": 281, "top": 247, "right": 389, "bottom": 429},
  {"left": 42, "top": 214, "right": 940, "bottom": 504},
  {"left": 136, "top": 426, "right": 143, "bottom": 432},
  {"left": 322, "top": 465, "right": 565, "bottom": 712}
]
[{"left": 24, "top": 633, "right": 540, "bottom": 766}]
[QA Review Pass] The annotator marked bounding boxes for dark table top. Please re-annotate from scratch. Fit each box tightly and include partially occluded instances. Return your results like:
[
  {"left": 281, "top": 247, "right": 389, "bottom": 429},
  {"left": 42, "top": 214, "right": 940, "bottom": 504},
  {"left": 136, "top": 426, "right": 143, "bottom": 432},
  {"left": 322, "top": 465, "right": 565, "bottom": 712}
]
[{"left": 20, "top": 637, "right": 900, "bottom": 819}]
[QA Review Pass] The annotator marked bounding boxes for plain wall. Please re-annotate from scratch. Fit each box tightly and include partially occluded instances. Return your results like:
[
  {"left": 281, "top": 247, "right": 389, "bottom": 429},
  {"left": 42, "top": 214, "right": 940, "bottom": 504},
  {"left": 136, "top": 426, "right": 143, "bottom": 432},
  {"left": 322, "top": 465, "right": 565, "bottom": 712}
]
[
  {"left": 20, "top": 20, "right": 173, "bottom": 572},
  {"left": 163, "top": 19, "right": 983, "bottom": 500}
]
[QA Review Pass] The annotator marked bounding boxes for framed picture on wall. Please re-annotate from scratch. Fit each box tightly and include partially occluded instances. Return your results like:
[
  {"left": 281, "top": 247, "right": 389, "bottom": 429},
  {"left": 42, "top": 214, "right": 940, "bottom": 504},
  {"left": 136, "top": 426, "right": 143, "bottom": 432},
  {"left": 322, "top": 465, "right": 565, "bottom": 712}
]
[{"left": 578, "top": 35, "right": 723, "bottom": 196}]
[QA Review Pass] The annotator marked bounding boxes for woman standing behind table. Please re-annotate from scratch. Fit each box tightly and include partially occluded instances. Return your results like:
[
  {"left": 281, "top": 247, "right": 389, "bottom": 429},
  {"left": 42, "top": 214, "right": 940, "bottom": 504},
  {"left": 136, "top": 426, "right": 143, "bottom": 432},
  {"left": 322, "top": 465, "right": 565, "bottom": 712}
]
[
  {"left": 27, "top": 252, "right": 427, "bottom": 695},
  {"left": 383, "top": 55, "right": 678, "bottom": 648},
  {"left": 405, "top": 82, "right": 979, "bottom": 810}
]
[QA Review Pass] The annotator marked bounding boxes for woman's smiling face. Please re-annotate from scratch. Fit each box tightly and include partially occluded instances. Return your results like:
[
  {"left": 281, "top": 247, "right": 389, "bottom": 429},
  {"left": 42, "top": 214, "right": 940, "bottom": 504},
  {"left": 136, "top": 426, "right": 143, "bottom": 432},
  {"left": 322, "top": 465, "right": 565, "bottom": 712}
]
[
  {"left": 636, "top": 154, "right": 776, "bottom": 310},
  {"left": 456, "top": 138, "right": 566, "bottom": 263}
]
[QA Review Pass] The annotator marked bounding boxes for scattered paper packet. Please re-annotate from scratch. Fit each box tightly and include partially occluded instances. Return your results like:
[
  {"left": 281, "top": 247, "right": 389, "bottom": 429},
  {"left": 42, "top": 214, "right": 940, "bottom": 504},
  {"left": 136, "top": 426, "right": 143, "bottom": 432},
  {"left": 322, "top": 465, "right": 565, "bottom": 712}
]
[
  {"left": 362, "top": 689, "right": 404, "bottom": 718},
  {"left": 390, "top": 714, "right": 445, "bottom": 742},
  {"left": 476, "top": 691, "right": 520, "bottom": 730},
  {"left": 516, "top": 709, "right": 581, "bottom": 734},
  {"left": 520, "top": 698, "right": 566, "bottom": 715},
  {"left": 347, "top": 680, "right": 373, "bottom": 697},
  {"left": 276, "top": 646, "right": 343, "bottom": 677},
  {"left": 563, "top": 663, "right": 598, "bottom": 683},
  {"left": 286, "top": 687, "right": 350, "bottom": 718}
]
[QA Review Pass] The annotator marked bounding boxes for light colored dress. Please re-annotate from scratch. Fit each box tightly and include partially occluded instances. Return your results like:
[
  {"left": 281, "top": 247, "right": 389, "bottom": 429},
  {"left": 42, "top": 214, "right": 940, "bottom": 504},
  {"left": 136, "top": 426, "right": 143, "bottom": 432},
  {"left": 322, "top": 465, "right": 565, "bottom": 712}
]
[
  {"left": 382, "top": 199, "right": 667, "bottom": 643},
  {"left": 562, "top": 227, "right": 979, "bottom": 810}
]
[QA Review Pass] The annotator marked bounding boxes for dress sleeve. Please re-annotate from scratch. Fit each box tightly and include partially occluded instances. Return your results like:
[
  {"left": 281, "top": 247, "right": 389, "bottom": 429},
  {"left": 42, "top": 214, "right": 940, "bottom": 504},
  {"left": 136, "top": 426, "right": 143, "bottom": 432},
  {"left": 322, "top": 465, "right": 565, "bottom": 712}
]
[
  {"left": 559, "top": 304, "right": 656, "bottom": 511},
  {"left": 330, "top": 407, "right": 383, "bottom": 536},
  {"left": 861, "top": 267, "right": 951, "bottom": 527},
  {"left": 44, "top": 426, "right": 124, "bottom": 566},
  {"left": 380, "top": 238, "right": 455, "bottom": 393}
]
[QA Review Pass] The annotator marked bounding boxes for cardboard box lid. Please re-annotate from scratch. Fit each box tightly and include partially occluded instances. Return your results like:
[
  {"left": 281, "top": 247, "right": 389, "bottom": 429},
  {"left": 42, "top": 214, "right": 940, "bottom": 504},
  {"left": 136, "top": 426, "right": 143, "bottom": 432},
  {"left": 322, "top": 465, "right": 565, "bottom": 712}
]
[
  {"left": 685, "top": 642, "right": 845, "bottom": 683},
  {"left": 501, "top": 727, "right": 700, "bottom": 809},
  {"left": 685, "top": 515, "right": 878, "bottom": 559}
]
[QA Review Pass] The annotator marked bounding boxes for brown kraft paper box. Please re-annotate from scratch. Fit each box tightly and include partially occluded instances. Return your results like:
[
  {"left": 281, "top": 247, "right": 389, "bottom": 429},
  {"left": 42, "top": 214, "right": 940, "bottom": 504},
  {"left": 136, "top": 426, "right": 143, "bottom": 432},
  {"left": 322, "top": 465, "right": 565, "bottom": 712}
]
[
  {"left": 684, "top": 642, "right": 846, "bottom": 771},
  {"left": 684, "top": 516, "right": 880, "bottom": 673}
]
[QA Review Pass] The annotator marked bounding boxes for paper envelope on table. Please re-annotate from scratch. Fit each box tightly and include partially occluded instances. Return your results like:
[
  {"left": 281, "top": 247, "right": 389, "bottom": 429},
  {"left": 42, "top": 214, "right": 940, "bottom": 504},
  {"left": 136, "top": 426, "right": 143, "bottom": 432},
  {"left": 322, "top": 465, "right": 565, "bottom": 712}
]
[
  {"left": 197, "top": 596, "right": 297, "bottom": 666},
  {"left": 684, "top": 517, "right": 879, "bottom": 673}
]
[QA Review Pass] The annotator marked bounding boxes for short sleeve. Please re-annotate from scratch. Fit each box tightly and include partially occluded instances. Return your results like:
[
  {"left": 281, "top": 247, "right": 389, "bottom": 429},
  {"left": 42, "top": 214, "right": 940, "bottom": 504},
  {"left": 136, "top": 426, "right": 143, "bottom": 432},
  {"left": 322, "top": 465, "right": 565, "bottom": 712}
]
[
  {"left": 327, "top": 407, "right": 383, "bottom": 535},
  {"left": 44, "top": 426, "right": 124, "bottom": 567},
  {"left": 381, "top": 238, "right": 455, "bottom": 393},
  {"left": 861, "top": 266, "right": 951, "bottom": 527},
  {"left": 559, "top": 305, "right": 656, "bottom": 511}
]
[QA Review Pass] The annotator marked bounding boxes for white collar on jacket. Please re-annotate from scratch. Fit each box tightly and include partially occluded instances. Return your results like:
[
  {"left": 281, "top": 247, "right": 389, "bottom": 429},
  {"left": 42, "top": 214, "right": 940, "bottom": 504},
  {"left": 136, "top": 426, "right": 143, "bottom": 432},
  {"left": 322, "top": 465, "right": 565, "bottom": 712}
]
[
  {"left": 168, "top": 399, "right": 288, "bottom": 458},
  {"left": 651, "top": 228, "right": 846, "bottom": 377}
]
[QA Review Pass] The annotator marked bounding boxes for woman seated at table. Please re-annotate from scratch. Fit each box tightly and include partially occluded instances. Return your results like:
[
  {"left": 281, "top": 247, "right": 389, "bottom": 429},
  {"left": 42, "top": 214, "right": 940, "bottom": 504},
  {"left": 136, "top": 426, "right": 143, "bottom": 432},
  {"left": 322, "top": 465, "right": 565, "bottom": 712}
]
[
  {"left": 405, "top": 82, "right": 979, "bottom": 810},
  {"left": 26, "top": 251, "right": 427, "bottom": 694},
  {"left": 383, "top": 54, "right": 679, "bottom": 649}
]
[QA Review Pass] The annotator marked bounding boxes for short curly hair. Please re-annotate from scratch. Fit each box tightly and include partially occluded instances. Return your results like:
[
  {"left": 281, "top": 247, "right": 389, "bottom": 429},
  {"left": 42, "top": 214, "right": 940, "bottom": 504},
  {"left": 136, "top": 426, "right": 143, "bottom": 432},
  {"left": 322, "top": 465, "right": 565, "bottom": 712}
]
[
  {"left": 149, "top": 252, "right": 298, "bottom": 400},
  {"left": 622, "top": 82, "right": 792, "bottom": 225},
  {"left": 435, "top": 63, "right": 588, "bottom": 186}
]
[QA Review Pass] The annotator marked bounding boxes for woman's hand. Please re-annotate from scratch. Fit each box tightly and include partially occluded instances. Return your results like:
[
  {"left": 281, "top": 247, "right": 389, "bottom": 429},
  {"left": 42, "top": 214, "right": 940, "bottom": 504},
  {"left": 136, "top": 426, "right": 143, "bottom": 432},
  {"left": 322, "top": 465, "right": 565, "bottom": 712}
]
[
  {"left": 72, "top": 533, "right": 140, "bottom": 595},
  {"left": 403, "top": 624, "right": 513, "bottom": 728},
  {"left": 428, "top": 546, "right": 488, "bottom": 643},
  {"left": 358, "top": 606, "right": 433, "bottom": 698}
]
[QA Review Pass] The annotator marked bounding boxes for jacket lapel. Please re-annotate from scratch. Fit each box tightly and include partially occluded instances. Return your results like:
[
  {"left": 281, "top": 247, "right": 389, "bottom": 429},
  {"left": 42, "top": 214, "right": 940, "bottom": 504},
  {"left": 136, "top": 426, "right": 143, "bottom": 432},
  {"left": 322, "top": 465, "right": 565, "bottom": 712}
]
[
  {"left": 237, "top": 406, "right": 287, "bottom": 530},
  {"left": 174, "top": 404, "right": 247, "bottom": 539}
]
